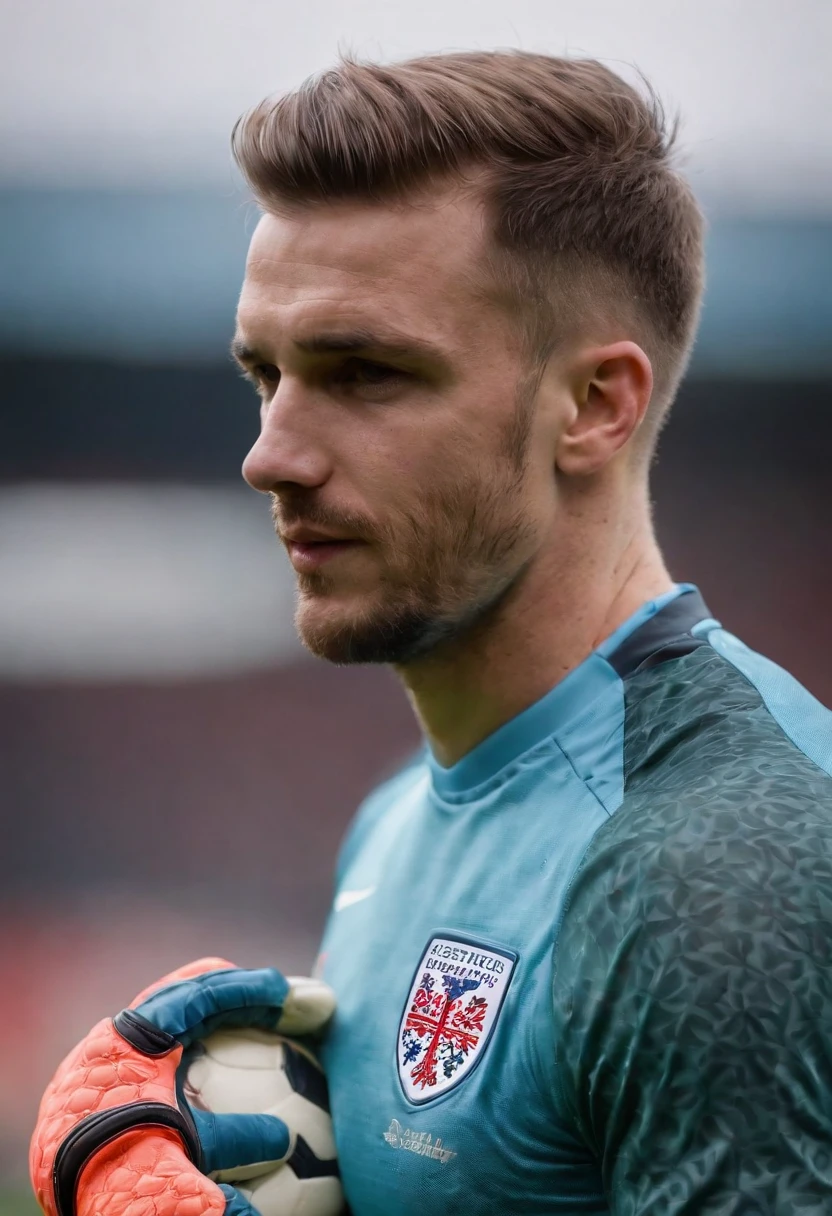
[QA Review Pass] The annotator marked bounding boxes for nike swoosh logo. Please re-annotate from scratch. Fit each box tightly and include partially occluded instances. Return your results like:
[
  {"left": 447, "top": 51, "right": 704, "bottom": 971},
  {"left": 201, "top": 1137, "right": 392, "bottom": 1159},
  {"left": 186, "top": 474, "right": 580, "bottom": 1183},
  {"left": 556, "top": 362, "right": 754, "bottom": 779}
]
[{"left": 334, "top": 886, "right": 377, "bottom": 912}]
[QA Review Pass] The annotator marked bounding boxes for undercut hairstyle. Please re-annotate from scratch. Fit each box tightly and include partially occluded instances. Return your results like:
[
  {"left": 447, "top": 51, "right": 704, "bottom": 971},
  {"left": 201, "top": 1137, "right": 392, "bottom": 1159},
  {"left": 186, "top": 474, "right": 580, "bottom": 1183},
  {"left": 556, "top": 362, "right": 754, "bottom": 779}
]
[{"left": 232, "top": 49, "right": 705, "bottom": 447}]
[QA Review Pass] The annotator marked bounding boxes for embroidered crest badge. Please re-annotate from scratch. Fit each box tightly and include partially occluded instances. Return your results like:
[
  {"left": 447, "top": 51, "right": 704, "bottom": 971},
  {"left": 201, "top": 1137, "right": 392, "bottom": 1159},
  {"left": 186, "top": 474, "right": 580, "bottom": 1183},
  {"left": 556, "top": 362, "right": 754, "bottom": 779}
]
[{"left": 397, "top": 934, "right": 517, "bottom": 1103}]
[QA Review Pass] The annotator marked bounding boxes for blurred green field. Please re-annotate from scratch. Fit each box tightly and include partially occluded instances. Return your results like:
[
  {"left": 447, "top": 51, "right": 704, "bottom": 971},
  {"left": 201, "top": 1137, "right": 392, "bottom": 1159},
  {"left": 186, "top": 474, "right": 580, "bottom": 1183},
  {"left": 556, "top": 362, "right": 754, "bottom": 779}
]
[{"left": 0, "top": 1193, "right": 39, "bottom": 1216}]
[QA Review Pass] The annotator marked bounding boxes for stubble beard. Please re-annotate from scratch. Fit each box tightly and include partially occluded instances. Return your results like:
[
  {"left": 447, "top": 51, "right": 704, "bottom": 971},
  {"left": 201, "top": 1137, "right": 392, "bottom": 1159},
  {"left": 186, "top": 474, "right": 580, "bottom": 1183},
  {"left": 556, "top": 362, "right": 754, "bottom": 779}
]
[{"left": 285, "top": 373, "right": 541, "bottom": 667}]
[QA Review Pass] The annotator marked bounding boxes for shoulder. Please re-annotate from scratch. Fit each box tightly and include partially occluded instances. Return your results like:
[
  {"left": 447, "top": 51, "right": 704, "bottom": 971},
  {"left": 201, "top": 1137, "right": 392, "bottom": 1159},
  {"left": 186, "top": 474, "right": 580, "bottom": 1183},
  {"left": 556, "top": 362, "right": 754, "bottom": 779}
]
[
  {"left": 621, "top": 623, "right": 832, "bottom": 792},
  {"left": 570, "top": 628, "right": 832, "bottom": 926},
  {"left": 554, "top": 633, "right": 832, "bottom": 1128},
  {"left": 559, "top": 636, "right": 832, "bottom": 996},
  {"left": 553, "top": 632, "right": 832, "bottom": 1210}
]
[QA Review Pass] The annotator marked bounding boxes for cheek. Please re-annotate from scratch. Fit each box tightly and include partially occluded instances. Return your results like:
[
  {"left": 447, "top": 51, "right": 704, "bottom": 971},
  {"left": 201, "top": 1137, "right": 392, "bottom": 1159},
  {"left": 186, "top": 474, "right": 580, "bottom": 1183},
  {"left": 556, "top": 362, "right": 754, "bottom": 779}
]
[
  {"left": 344, "top": 401, "right": 504, "bottom": 530},
  {"left": 347, "top": 432, "right": 448, "bottom": 513}
]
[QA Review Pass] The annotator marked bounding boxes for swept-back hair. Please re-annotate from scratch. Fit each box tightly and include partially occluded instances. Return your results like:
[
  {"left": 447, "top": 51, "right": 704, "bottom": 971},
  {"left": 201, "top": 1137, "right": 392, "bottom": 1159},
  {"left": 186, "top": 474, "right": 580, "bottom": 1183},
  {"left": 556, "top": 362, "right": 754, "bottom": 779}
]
[{"left": 232, "top": 49, "right": 705, "bottom": 429}]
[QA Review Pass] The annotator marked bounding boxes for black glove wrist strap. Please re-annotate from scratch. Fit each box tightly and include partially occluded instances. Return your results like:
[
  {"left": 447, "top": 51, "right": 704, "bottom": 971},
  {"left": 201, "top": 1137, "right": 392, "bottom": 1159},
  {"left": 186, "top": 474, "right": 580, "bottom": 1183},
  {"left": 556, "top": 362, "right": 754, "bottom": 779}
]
[{"left": 53, "top": 1099, "right": 203, "bottom": 1216}]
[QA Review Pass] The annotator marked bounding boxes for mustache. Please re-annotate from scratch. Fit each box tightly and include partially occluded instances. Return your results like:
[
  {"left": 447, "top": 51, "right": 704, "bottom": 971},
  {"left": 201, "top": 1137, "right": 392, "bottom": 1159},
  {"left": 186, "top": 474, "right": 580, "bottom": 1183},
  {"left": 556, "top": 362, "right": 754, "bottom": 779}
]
[{"left": 269, "top": 493, "right": 380, "bottom": 544}]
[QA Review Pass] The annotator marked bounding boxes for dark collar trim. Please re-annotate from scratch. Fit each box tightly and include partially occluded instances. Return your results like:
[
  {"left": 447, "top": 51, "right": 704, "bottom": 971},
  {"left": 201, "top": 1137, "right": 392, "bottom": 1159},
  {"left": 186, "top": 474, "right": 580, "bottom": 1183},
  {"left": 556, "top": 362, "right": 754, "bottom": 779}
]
[{"left": 607, "top": 588, "right": 713, "bottom": 680}]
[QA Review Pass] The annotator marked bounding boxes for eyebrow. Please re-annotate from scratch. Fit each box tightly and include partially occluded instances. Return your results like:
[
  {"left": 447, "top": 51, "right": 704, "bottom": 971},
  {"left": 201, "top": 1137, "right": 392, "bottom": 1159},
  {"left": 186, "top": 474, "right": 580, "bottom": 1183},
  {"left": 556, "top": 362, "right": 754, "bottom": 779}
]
[{"left": 229, "top": 329, "right": 452, "bottom": 369}]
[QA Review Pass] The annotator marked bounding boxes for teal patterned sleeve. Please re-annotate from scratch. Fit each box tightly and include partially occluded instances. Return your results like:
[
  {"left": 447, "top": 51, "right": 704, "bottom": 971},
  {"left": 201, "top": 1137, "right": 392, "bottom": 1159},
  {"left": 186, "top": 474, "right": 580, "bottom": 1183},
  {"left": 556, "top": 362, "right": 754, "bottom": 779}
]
[{"left": 552, "top": 657, "right": 832, "bottom": 1214}]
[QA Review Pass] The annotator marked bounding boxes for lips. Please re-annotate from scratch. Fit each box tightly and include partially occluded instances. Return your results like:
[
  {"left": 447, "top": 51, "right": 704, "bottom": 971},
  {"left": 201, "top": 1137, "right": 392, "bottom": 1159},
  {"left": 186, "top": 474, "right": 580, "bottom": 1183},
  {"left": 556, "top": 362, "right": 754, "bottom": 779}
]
[
  {"left": 284, "top": 530, "right": 356, "bottom": 545},
  {"left": 286, "top": 537, "right": 363, "bottom": 572}
]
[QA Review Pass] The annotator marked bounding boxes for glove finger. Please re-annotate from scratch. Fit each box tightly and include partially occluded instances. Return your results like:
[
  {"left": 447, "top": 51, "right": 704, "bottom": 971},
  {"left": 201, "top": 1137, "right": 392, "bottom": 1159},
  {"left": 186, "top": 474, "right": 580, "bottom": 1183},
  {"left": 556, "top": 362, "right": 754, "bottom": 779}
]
[
  {"left": 134, "top": 967, "right": 292, "bottom": 1047},
  {"left": 192, "top": 1109, "right": 291, "bottom": 1176},
  {"left": 219, "top": 1183, "right": 263, "bottom": 1216},
  {"left": 277, "top": 976, "right": 337, "bottom": 1036},
  {"left": 130, "top": 958, "right": 239, "bottom": 1008},
  {"left": 76, "top": 1126, "right": 227, "bottom": 1216}
]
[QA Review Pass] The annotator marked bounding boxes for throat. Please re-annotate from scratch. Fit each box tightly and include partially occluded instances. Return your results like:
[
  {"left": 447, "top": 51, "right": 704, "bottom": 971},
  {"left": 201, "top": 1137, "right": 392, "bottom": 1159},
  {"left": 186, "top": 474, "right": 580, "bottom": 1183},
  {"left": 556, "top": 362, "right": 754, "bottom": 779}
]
[{"left": 398, "top": 545, "right": 674, "bottom": 770}]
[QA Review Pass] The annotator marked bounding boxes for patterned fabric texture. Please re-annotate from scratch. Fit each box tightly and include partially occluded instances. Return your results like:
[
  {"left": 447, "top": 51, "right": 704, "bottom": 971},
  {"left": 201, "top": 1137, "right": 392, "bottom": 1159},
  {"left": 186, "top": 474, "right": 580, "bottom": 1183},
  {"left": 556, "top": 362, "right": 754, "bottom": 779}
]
[{"left": 553, "top": 646, "right": 832, "bottom": 1215}]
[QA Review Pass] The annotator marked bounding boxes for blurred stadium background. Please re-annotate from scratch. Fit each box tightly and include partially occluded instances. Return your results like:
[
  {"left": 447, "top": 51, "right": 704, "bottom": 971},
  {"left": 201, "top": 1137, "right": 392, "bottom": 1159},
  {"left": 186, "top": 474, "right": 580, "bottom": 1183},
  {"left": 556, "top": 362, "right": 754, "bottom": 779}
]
[{"left": 1, "top": 1, "right": 830, "bottom": 1211}]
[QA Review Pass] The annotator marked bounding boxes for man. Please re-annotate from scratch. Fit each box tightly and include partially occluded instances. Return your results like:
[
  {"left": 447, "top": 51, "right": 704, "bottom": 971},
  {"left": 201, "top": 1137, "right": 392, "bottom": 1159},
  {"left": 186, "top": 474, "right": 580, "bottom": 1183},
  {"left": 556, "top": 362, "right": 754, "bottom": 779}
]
[{"left": 31, "top": 48, "right": 832, "bottom": 1216}]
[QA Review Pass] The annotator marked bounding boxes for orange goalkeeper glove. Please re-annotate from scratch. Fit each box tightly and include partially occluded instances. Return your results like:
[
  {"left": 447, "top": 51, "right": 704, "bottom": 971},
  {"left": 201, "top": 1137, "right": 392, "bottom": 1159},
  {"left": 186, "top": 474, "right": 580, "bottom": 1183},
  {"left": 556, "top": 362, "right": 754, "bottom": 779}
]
[{"left": 30, "top": 957, "right": 335, "bottom": 1216}]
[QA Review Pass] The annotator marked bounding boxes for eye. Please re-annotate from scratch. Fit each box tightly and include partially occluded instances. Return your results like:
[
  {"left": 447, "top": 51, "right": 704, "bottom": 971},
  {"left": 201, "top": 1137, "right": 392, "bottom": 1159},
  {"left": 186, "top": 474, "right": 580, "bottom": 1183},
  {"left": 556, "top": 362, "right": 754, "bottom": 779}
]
[
  {"left": 253, "top": 363, "right": 280, "bottom": 385},
  {"left": 353, "top": 361, "right": 396, "bottom": 381},
  {"left": 335, "top": 359, "right": 406, "bottom": 391}
]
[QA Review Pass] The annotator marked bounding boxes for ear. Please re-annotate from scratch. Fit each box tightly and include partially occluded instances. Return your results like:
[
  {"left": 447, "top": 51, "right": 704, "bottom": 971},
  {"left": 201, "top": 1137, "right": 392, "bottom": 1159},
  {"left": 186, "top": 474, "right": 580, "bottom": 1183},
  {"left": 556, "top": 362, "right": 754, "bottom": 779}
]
[{"left": 556, "top": 341, "right": 653, "bottom": 476}]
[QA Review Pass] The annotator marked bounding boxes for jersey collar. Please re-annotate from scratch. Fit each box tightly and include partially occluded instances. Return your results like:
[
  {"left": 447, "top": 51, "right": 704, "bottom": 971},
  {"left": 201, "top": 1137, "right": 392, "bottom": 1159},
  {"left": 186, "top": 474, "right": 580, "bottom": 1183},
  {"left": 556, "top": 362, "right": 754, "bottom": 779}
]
[{"left": 427, "top": 583, "right": 715, "bottom": 798}]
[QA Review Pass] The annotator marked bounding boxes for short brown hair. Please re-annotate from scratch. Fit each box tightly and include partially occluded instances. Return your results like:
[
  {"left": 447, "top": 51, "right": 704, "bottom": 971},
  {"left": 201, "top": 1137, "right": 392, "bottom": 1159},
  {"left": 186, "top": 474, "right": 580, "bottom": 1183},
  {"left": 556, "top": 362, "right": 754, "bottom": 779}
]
[{"left": 232, "top": 49, "right": 705, "bottom": 436}]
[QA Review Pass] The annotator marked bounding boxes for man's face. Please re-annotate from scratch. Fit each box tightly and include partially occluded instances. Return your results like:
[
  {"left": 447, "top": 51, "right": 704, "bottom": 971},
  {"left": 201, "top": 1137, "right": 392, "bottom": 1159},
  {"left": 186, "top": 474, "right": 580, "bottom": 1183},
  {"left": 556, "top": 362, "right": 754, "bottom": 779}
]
[{"left": 236, "top": 187, "right": 558, "bottom": 665}]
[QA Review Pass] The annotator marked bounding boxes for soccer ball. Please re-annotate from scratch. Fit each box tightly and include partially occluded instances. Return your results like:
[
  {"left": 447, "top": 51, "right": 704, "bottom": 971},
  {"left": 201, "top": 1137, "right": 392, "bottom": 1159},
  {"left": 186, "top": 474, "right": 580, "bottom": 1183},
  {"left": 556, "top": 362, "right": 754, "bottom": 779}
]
[{"left": 183, "top": 1028, "right": 343, "bottom": 1216}]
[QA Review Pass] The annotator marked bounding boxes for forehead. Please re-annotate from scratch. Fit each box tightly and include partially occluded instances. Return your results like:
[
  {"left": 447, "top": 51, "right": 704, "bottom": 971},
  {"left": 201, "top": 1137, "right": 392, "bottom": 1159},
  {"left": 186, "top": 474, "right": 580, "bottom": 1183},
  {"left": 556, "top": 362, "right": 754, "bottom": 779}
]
[{"left": 236, "top": 188, "right": 498, "bottom": 349}]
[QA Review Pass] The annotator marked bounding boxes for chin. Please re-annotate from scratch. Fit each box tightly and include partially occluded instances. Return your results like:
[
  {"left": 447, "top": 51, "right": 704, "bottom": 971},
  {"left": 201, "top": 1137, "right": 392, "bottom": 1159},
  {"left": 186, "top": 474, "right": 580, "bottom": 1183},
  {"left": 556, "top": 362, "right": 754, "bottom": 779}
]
[
  {"left": 294, "top": 595, "right": 459, "bottom": 666},
  {"left": 294, "top": 577, "right": 517, "bottom": 667}
]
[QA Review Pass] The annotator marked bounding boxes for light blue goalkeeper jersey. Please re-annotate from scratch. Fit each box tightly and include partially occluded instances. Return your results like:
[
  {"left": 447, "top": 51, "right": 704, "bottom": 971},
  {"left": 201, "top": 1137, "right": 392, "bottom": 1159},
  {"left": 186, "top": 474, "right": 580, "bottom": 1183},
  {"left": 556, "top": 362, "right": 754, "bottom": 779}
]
[{"left": 317, "top": 584, "right": 832, "bottom": 1214}]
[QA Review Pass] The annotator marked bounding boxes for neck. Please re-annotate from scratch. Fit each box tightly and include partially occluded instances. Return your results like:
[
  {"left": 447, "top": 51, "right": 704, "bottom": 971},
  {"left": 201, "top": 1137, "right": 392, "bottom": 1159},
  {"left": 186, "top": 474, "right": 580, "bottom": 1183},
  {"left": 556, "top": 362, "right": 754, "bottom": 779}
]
[{"left": 395, "top": 485, "right": 673, "bottom": 768}]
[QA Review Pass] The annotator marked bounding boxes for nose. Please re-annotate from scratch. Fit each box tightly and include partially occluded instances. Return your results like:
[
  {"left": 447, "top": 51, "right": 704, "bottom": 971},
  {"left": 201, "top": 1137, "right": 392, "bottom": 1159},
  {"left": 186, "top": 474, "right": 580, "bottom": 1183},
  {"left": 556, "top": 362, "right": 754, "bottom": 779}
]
[{"left": 242, "top": 391, "right": 332, "bottom": 494}]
